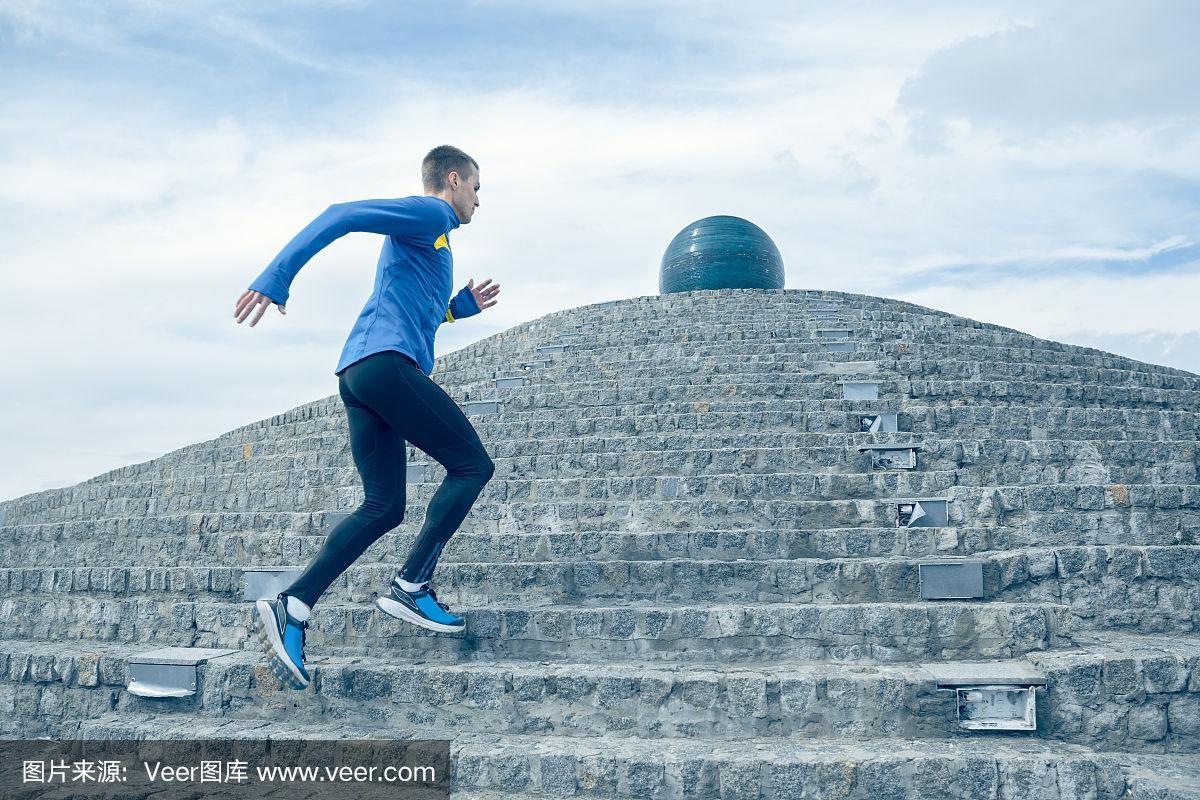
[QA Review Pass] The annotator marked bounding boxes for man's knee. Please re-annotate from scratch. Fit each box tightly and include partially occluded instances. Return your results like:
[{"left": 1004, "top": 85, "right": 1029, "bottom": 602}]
[
  {"left": 479, "top": 457, "right": 496, "bottom": 481},
  {"left": 446, "top": 451, "right": 494, "bottom": 482},
  {"left": 359, "top": 497, "right": 406, "bottom": 527}
]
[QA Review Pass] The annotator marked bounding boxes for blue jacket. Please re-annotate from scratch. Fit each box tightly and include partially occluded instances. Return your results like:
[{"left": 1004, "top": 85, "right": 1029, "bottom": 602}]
[{"left": 247, "top": 195, "right": 482, "bottom": 376}]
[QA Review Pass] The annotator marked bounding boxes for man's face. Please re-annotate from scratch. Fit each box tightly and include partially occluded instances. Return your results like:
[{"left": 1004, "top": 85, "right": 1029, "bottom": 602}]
[{"left": 448, "top": 167, "right": 480, "bottom": 224}]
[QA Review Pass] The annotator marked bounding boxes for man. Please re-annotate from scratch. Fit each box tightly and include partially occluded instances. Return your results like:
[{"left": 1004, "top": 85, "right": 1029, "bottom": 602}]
[{"left": 234, "top": 145, "right": 500, "bottom": 689}]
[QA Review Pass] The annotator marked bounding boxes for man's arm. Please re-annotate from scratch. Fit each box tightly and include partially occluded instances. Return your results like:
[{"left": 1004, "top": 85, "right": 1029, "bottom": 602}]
[
  {"left": 443, "top": 285, "right": 482, "bottom": 324},
  {"left": 248, "top": 197, "right": 448, "bottom": 306}
]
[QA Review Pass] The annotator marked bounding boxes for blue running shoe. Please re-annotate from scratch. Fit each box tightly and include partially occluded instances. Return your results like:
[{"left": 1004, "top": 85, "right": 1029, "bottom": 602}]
[
  {"left": 252, "top": 592, "right": 311, "bottom": 689},
  {"left": 375, "top": 579, "right": 465, "bottom": 633}
]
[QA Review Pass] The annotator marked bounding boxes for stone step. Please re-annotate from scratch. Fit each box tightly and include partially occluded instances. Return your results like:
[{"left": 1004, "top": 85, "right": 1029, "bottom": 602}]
[
  {"left": 7, "top": 479, "right": 1196, "bottom": 532},
  {"left": 399, "top": 377, "right": 1200, "bottom": 411},
  {"left": 216, "top": 431, "right": 1200, "bottom": 462},
  {"left": 4, "top": 485, "right": 1194, "bottom": 562},
  {"left": 2, "top": 547, "right": 1196, "bottom": 634},
  {"left": 441, "top": 288, "right": 1183, "bottom": 352},
  {"left": 348, "top": 372, "right": 1200, "bottom": 410},
  {"left": 6, "top": 438, "right": 1195, "bottom": 526},
  {"left": 175, "top": 395, "right": 1200, "bottom": 446},
  {"left": 453, "top": 352, "right": 1193, "bottom": 400},
  {"left": 0, "top": 594, "right": 1074, "bottom": 663},
  {"left": 461, "top": 329, "right": 1188, "bottom": 366},
  {"left": 46, "top": 712, "right": 1200, "bottom": 799},
  {"left": 229, "top": 405, "right": 1200, "bottom": 445},
  {"left": 463, "top": 335, "right": 1191, "bottom": 377},
  {"left": 439, "top": 326, "right": 1194, "bottom": 383},
  {"left": 89, "top": 434, "right": 1200, "bottom": 476},
  {"left": 449, "top": 359, "right": 1197, "bottom": 400},
  {"left": 14, "top": 409, "right": 1191, "bottom": 501},
  {"left": 24, "top": 466, "right": 1200, "bottom": 520},
  {"left": 43, "top": 468, "right": 1200, "bottom": 516},
  {"left": 34, "top": 442, "right": 1194, "bottom": 498},
  {"left": 441, "top": 362, "right": 1200, "bottom": 402},
  {"left": 537, "top": 300, "right": 1086, "bottom": 336},
  {"left": 438, "top": 353, "right": 1200, "bottom": 394},
  {"left": 438, "top": 310, "right": 1186, "bottom": 368},
  {"left": 10, "top": 404, "right": 1196, "bottom": 503},
  {"left": 7, "top": 519, "right": 1192, "bottom": 570},
  {"left": 2, "top": 633, "right": 1195, "bottom": 753}
]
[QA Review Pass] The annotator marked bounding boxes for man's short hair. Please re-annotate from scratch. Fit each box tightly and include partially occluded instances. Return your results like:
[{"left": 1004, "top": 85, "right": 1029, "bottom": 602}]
[{"left": 422, "top": 145, "right": 479, "bottom": 192}]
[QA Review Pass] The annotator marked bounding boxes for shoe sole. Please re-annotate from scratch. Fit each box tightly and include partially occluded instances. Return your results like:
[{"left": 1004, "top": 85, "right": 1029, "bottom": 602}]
[
  {"left": 252, "top": 600, "right": 310, "bottom": 689},
  {"left": 375, "top": 595, "right": 466, "bottom": 633}
]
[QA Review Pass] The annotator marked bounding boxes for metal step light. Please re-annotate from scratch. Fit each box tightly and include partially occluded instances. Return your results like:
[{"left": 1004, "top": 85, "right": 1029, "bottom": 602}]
[
  {"left": 127, "top": 647, "right": 237, "bottom": 699},
  {"left": 555, "top": 332, "right": 583, "bottom": 343},
  {"left": 576, "top": 322, "right": 595, "bottom": 331},
  {"left": 517, "top": 359, "right": 554, "bottom": 371},
  {"left": 495, "top": 375, "right": 529, "bottom": 389},
  {"left": 922, "top": 663, "right": 1045, "bottom": 731},
  {"left": 859, "top": 413, "right": 898, "bottom": 433},
  {"left": 321, "top": 510, "right": 350, "bottom": 533},
  {"left": 918, "top": 561, "right": 984, "bottom": 599},
  {"left": 896, "top": 498, "right": 949, "bottom": 527},
  {"left": 243, "top": 567, "right": 304, "bottom": 602},
  {"left": 822, "top": 341, "right": 855, "bottom": 352},
  {"left": 817, "top": 329, "right": 852, "bottom": 340},
  {"left": 858, "top": 444, "right": 921, "bottom": 470},
  {"left": 839, "top": 381, "right": 880, "bottom": 401},
  {"left": 836, "top": 360, "right": 877, "bottom": 373},
  {"left": 464, "top": 400, "right": 500, "bottom": 416},
  {"left": 956, "top": 686, "right": 1037, "bottom": 731},
  {"left": 535, "top": 344, "right": 565, "bottom": 356}
]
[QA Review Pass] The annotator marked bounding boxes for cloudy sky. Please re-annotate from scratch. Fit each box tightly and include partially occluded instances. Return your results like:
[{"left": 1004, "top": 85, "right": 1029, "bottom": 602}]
[{"left": 1, "top": 0, "right": 1197, "bottom": 501}]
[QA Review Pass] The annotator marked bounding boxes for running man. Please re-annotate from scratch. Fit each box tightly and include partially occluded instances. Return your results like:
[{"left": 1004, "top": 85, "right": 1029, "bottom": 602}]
[{"left": 234, "top": 145, "right": 500, "bottom": 689}]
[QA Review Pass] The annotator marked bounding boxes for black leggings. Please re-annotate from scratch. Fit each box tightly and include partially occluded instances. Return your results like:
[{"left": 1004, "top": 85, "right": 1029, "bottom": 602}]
[{"left": 285, "top": 349, "right": 495, "bottom": 608}]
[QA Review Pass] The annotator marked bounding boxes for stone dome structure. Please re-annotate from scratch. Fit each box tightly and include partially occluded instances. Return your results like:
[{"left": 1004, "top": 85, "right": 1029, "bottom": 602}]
[{"left": 1, "top": 288, "right": 1198, "bottom": 797}]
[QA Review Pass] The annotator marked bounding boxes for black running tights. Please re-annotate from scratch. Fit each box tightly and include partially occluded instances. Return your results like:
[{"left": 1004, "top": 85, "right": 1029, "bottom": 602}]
[{"left": 285, "top": 349, "right": 495, "bottom": 608}]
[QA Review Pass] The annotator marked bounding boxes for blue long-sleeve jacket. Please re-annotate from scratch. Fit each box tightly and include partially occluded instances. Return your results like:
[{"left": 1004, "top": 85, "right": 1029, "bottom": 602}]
[{"left": 247, "top": 195, "right": 482, "bottom": 376}]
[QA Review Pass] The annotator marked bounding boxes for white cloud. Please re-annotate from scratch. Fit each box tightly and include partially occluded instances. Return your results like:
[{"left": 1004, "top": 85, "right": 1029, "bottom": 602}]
[{"left": 897, "top": 0, "right": 1200, "bottom": 140}]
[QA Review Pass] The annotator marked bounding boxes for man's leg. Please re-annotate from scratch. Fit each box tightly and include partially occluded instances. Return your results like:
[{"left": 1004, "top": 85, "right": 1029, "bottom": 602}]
[
  {"left": 283, "top": 353, "right": 409, "bottom": 608},
  {"left": 346, "top": 350, "right": 496, "bottom": 586},
  {"left": 256, "top": 351, "right": 409, "bottom": 686}
]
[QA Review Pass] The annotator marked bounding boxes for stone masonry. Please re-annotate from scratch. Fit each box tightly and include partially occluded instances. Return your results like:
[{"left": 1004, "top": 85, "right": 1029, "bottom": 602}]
[{"left": 0, "top": 288, "right": 1197, "bottom": 798}]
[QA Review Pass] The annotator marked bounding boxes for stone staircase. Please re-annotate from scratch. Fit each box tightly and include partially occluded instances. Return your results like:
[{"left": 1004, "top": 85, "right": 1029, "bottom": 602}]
[{"left": 0, "top": 288, "right": 1197, "bottom": 799}]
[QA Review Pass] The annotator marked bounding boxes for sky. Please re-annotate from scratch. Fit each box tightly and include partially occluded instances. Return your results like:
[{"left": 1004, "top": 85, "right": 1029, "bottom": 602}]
[{"left": 1, "top": 0, "right": 1197, "bottom": 501}]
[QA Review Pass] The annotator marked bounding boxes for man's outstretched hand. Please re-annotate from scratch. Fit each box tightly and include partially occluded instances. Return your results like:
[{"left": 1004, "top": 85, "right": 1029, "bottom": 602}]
[
  {"left": 235, "top": 289, "right": 286, "bottom": 327},
  {"left": 469, "top": 277, "right": 500, "bottom": 312}
]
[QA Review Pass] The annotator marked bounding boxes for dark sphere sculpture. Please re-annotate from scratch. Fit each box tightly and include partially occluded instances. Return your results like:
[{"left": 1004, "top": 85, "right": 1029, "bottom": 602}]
[{"left": 659, "top": 215, "right": 784, "bottom": 294}]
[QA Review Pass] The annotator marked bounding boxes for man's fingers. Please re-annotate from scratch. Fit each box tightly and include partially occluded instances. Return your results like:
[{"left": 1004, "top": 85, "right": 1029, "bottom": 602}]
[
  {"left": 234, "top": 290, "right": 285, "bottom": 326},
  {"left": 235, "top": 290, "right": 262, "bottom": 321},
  {"left": 235, "top": 293, "right": 259, "bottom": 324}
]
